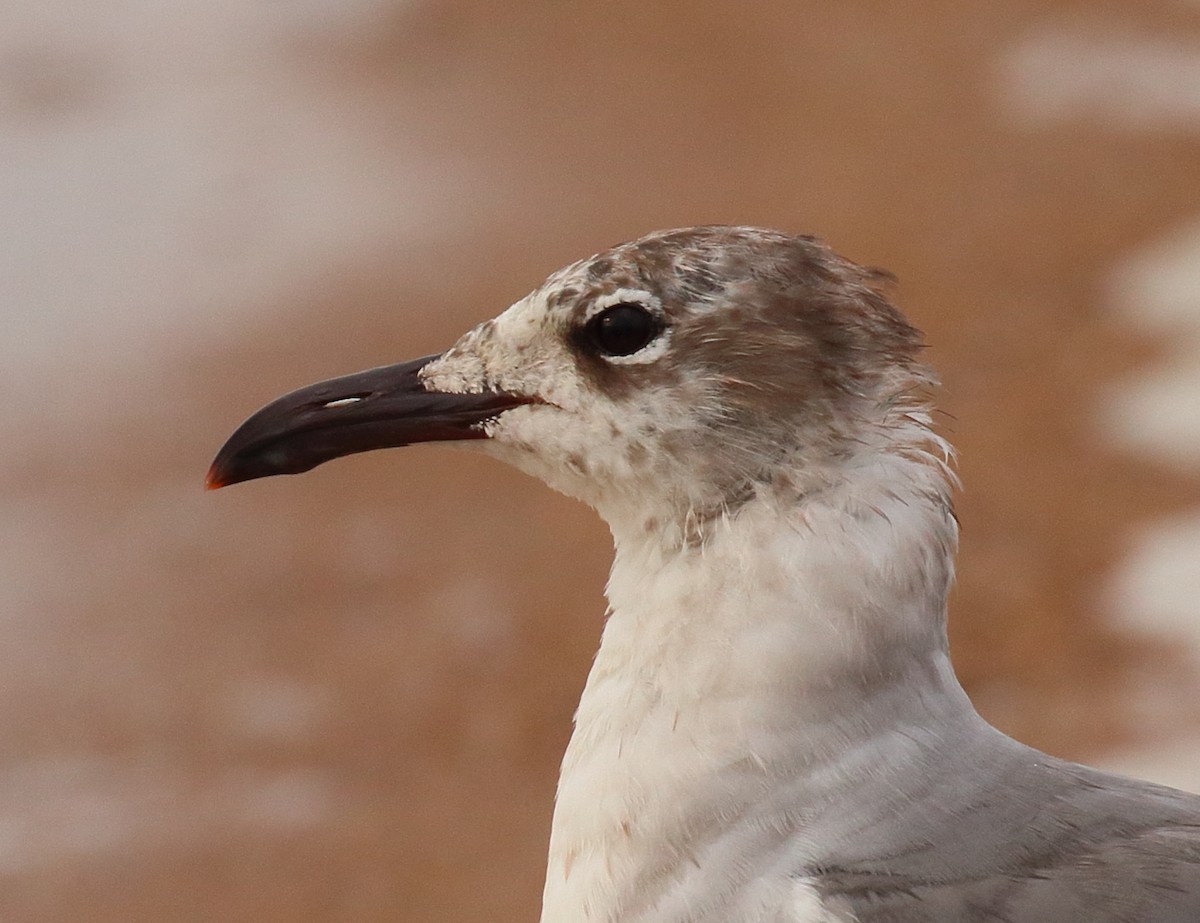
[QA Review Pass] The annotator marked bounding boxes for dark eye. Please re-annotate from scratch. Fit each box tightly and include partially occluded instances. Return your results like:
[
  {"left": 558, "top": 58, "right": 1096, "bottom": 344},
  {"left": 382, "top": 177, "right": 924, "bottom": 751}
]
[{"left": 584, "top": 303, "right": 661, "bottom": 357}]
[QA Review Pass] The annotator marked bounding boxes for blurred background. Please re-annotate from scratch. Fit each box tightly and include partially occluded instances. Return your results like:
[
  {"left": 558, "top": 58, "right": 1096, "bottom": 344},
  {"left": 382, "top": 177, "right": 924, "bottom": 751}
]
[{"left": 3, "top": 1, "right": 1200, "bottom": 920}]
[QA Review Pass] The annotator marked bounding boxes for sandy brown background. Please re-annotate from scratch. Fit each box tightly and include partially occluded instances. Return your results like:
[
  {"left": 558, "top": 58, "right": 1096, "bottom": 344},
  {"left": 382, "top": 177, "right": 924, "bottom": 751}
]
[{"left": 4, "top": 2, "right": 1200, "bottom": 921}]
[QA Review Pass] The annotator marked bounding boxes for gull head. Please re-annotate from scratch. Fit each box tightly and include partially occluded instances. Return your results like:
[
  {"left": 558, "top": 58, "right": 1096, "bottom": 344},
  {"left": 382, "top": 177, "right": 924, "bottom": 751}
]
[{"left": 209, "top": 227, "right": 939, "bottom": 540}]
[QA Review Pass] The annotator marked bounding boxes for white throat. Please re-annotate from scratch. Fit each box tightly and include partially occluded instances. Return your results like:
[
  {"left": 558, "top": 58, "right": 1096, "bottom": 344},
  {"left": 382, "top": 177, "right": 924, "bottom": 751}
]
[{"left": 539, "top": 441, "right": 969, "bottom": 923}]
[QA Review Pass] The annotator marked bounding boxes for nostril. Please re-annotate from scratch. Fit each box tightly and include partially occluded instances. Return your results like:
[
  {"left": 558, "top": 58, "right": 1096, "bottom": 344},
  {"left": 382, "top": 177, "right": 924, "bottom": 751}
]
[{"left": 320, "top": 395, "right": 369, "bottom": 409}]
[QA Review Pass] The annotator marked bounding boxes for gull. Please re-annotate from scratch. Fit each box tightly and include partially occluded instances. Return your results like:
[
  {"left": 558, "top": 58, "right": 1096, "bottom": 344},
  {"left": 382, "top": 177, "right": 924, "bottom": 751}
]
[{"left": 208, "top": 227, "right": 1200, "bottom": 922}]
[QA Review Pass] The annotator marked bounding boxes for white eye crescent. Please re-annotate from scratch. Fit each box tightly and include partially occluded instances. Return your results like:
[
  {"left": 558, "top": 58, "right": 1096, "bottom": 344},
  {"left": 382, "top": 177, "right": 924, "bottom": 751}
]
[{"left": 582, "top": 290, "right": 670, "bottom": 365}]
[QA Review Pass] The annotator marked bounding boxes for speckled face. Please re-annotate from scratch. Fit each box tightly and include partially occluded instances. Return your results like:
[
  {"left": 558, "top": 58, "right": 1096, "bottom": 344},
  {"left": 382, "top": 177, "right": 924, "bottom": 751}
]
[{"left": 419, "top": 226, "right": 928, "bottom": 524}]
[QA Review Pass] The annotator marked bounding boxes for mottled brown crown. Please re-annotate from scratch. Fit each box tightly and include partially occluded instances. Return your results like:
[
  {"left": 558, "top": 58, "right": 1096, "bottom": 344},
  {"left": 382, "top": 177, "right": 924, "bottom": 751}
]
[{"left": 555, "top": 226, "right": 927, "bottom": 417}]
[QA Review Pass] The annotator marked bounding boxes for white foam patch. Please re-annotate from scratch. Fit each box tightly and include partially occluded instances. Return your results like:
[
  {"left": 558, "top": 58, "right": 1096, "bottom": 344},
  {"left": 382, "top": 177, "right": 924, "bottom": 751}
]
[
  {"left": 1104, "top": 358, "right": 1200, "bottom": 466},
  {"left": 999, "top": 28, "right": 1200, "bottom": 131},
  {"left": 1102, "top": 219, "right": 1200, "bottom": 466},
  {"left": 1110, "top": 219, "right": 1200, "bottom": 332},
  {"left": 428, "top": 575, "right": 516, "bottom": 656},
  {"left": 0, "top": 0, "right": 458, "bottom": 443},
  {"left": 0, "top": 755, "right": 333, "bottom": 874},
  {"left": 1106, "top": 513, "right": 1200, "bottom": 657},
  {"left": 223, "top": 675, "right": 329, "bottom": 744}
]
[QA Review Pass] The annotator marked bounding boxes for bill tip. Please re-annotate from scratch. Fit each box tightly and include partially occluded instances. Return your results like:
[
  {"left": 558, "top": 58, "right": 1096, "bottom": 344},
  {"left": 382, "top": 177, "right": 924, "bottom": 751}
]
[{"left": 205, "top": 463, "right": 228, "bottom": 491}]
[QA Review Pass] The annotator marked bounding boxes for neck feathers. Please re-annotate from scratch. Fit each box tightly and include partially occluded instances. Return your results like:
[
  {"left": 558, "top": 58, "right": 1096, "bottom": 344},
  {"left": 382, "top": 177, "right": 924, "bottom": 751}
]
[{"left": 542, "top": 418, "right": 964, "bottom": 923}]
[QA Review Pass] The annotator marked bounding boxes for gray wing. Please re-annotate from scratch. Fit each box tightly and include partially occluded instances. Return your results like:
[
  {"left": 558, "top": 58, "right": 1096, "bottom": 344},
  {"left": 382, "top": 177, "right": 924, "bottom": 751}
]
[
  {"left": 815, "top": 824, "right": 1200, "bottom": 922},
  {"left": 806, "top": 738, "right": 1200, "bottom": 922}
]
